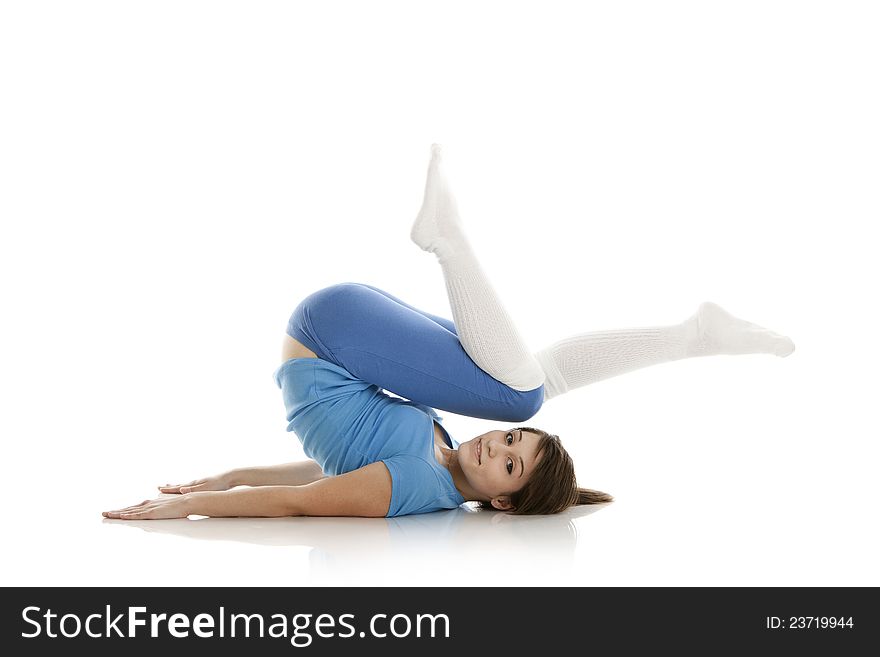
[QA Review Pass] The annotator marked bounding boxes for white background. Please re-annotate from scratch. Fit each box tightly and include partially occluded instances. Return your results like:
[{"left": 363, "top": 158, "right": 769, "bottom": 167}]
[{"left": 1, "top": 1, "right": 877, "bottom": 587}]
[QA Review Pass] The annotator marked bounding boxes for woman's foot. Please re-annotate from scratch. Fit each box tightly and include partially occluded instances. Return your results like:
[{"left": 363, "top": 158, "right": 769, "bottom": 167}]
[
  {"left": 684, "top": 302, "right": 795, "bottom": 358},
  {"left": 410, "top": 144, "right": 470, "bottom": 263}
]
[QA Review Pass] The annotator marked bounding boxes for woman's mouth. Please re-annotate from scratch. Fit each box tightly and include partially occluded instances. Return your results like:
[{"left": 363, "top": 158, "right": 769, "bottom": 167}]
[{"left": 476, "top": 438, "right": 482, "bottom": 464}]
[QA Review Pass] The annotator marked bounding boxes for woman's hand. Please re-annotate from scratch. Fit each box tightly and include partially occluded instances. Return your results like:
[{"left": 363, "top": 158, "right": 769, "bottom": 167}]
[
  {"left": 157, "top": 471, "right": 234, "bottom": 495},
  {"left": 103, "top": 488, "right": 301, "bottom": 519},
  {"left": 103, "top": 495, "right": 194, "bottom": 520}
]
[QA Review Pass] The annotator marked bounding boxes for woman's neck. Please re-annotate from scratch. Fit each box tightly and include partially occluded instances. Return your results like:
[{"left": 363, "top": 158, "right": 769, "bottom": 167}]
[{"left": 438, "top": 445, "right": 480, "bottom": 502}]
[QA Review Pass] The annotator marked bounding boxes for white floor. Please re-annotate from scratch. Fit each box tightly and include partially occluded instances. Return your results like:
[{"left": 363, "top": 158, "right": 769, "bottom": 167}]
[
  {"left": 93, "top": 504, "right": 600, "bottom": 587},
  {"left": 2, "top": 2, "right": 878, "bottom": 588}
]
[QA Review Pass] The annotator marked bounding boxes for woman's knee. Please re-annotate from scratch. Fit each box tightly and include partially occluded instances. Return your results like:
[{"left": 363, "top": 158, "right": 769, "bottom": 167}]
[
  {"left": 516, "top": 386, "right": 545, "bottom": 422},
  {"left": 294, "top": 282, "right": 383, "bottom": 344},
  {"left": 489, "top": 387, "right": 544, "bottom": 423}
]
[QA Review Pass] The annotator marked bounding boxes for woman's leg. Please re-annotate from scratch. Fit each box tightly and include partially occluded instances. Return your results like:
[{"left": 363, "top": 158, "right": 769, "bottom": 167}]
[
  {"left": 411, "top": 144, "right": 546, "bottom": 392},
  {"left": 351, "top": 283, "right": 458, "bottom": 336},
  {"left": 533, "top": 302, "right": 795, "bottom": 401},
  {"left": 410, "top": 144, "right": 796, "bottom": 403},
  {"left": 285, "top": 282, "right": 542, "bottom": 422}
]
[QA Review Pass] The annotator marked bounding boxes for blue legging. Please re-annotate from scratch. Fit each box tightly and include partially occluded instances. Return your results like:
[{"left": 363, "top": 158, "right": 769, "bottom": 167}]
[{"left": 285, "top": 282, "right": 545, "bottom": 422}]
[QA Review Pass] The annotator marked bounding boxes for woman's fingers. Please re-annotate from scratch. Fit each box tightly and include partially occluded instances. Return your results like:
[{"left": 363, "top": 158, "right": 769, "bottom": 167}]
[
  {"left": 104, "top": 509, "right": 141, "bottom": 518},
  {"left": 103, "top": 495, "right": 191, "bottom": 520},
  {"left": 113, "top": 500, "right": 188, "bottom": 520},
  {"left": 112, "top": 499, "right": 151, "bottom": 511},
  {"left": 163, "top": 485, "right": 197, "bottom": 493},
  {"left": 104, "top": 503, "right": 155, "bottom": 519},
  {"left": 102, "top": 499, "right": 154, "bottom": 517},
  {"left": 117, "top": 508, "right": 154, "bottom": 519},
  {"left": 158, "top": 479, "right": 205, "bottom": 494}
]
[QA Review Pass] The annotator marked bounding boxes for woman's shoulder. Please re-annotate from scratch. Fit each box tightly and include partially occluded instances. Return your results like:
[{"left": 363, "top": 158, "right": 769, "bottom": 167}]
[{"left": 381, "top": 453, "right": 465, "bottom": 517}]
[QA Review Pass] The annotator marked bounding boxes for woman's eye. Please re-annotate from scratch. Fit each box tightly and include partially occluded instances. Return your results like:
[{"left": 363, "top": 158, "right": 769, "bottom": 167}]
[
  {"left": 506, "top": 433, "right": 513, "bottom": 445},
  {"left": 507, "top": 458, "right": 513, "bottom": 474}
]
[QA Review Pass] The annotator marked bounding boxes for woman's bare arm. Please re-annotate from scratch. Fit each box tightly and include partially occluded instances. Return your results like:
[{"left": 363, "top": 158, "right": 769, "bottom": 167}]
[
  {"left": 105, "top": 462, "right": 392, "bottom": 519},
  {"left": 228, "top": 460, "right": 327, "bottom": 487},
  {"left": 158, "top": 460, "right": 326, "bottom": 494}
]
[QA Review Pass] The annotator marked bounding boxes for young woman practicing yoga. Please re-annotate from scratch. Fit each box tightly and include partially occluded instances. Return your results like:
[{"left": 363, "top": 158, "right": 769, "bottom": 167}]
[{"left": 103, "top": 144, "right": 795, "bottom": 520}]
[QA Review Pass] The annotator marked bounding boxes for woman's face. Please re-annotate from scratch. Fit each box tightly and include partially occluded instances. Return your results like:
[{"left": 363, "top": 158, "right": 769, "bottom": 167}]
[{"left": 458, "top": 428, "right": 542, "bottom": 510}]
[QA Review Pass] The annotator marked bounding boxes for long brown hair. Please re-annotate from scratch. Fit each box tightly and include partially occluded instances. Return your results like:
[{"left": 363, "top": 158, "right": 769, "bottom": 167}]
[{"left": 481, "top": 425, "right": 613, "bottom": 515}]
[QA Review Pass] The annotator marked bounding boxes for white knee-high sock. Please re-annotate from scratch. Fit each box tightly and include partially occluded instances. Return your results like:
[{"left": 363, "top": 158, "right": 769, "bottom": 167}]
[
  {"left": 534, "top": 302, "right": 796, "bottom": 401},
  {"left": 410, "top": 144, "right": 546, "bottom": 391}
]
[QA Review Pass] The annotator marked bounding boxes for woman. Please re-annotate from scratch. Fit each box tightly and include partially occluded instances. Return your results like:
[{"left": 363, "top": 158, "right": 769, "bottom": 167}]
[{"left": 103, "top": 145, "right": 795, "bottom": 520}]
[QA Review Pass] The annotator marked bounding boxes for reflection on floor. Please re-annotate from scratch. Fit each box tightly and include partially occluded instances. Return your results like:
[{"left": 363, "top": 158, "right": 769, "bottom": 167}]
[{"left": 103, "top": 503, "right": 607, "bottom": 586}]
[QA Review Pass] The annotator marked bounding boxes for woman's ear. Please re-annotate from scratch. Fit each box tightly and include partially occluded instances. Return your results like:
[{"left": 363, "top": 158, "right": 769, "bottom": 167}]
[{"left": 490, "top": 496, "right": 514, "bottom": 511}]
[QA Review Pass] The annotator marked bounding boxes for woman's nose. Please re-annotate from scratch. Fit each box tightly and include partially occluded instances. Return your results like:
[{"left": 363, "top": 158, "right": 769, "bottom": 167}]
[{"left": 487, "top": 440, "right": 507, "bottom": 458}]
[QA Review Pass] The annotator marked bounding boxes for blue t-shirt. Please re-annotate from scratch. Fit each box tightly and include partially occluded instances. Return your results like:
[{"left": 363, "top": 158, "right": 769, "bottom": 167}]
[{"left": 273, "top": 357, "right": 466, "bottom": 517}]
